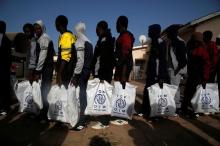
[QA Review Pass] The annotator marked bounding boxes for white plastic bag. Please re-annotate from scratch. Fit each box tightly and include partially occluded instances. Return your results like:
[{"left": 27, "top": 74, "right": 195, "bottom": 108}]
[
  {"left": 47, "top": 85, "right": 80, "bottom": 127},
  {"left": 32, "top": 81, "right": 43, "bottom": 110},
  {"left": 47, "top": 85, "right": 69, "bottom": 123},
  {"left": 15, "top": 80, "right": 42, "bottom": 114},
  {"left": 191, "top": 83, "right": 219, "bottom": 113},
  {"left": 85, "top": 78, "right": 113, "bottom": 115},
  {"left": 148, "top": 83, "right": 178, "bottom": 117},
  {"left": 67, "top": 85, "right": 80, "bottom": 127},
  {"left": 111, "top": 82, "right": 137, "bottom": 120}
]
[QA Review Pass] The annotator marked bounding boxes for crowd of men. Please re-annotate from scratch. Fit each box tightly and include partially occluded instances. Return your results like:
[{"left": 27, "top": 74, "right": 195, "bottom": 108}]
[
  {"left": 0, "top": 15, "right": 220, "bottom": 131},
  {"left": 0, "top": 15, "right": 134, "bottom": 130}
]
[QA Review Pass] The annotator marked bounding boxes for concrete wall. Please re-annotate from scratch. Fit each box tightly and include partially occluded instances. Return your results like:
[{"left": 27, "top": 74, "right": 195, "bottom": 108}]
[{"left": 132, "top": 46, "right": 149, "bottom": 80}]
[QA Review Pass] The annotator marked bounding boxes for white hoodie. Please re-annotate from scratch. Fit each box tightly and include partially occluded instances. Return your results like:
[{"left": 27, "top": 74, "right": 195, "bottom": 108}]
[
  {"left": 35, "top": 20, "right": 52, "bottom": 71},
  {"left": 74, "top": 22, "right": 91, "bottom": 75}
]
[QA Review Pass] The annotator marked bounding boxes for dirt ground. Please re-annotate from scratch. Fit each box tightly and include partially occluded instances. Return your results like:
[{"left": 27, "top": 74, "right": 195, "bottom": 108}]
[{"left": 0, "top": 81, "right": 220, "bottom": 146}]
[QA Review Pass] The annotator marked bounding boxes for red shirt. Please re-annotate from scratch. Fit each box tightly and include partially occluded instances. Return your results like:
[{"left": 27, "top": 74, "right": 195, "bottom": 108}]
[
  {"left": 116, "top": 31, "right": 134, "bottom": 63},
  {"left": 191, "top": 46, "right": 210, "bottom": 81},
  {"left": 206, "top": 41, "right": 218, "bottom": 75}
]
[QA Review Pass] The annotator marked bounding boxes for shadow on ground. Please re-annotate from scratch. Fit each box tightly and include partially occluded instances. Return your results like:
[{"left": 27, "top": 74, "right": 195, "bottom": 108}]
[{"left": 0, "top": 108, "right": 68, "bottom": 146}]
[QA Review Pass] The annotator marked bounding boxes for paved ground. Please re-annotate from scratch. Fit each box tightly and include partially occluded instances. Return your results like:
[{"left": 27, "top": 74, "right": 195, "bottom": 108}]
[{"left": 0, "top": 81, "right": 220, "bottom": 146}]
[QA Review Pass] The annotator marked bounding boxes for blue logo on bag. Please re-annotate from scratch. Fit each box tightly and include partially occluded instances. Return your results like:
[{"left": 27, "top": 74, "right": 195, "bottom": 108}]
[
  {"left": 25, "top": 93, "right": 33, "bottom": 104},
  {"left": 94, "top": 90, "right": 106, "bottom": 105},
  {"left": 158, "top": 98, "right": 168, "bottom": 107},
  {"left": 116, "top": 96, "right": 126, "bottom": 109},
  {"left": 201, "top": 95, "right": 211, "bottom": 105},
  {"left": 55, "top": 100, "right": 62, "bottom": 111}
]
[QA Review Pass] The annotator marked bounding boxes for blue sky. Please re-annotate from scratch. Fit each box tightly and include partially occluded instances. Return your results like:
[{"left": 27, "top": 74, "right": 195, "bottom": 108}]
[{"left": 0, "top": 0, "right": 220, "bottom": 52}]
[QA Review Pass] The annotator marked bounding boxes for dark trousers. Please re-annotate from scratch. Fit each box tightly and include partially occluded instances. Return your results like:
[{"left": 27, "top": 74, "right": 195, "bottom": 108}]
[
  {"left": 181, "top": 76, "right": 199, "bottom": 112},
  {"left": 142, "top": 85, "right": 151, "bottom": 116},
  {"left": 114, "top": 66, "right": 131, "bottom": 82},
  {"left": 41, "top": 65, "right": 54, "bottom": 115},
  {"left": 76, "top": 69, "right": 90, "bottom": 126},
  {"left": 0, "top": 70, "right": 11, "bottom": 111},
  {"left": 141, "top": 77, "right": 158, "bottom": 116},
  {"left": 217, "top": 64, "right": 220, "bottom": 106}
]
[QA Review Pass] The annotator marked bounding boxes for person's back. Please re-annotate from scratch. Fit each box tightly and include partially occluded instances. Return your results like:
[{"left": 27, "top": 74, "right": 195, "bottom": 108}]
[
  {"left": 190, "top": 44, "right": 210, "bottom": 82},
  {"left": 182, "top": 32, "right": 210, "bottom": 114},
  {"left": 203, "top": 30, "right": 218, "bottom": 82},
  {"left": 58, "top": 31, "right": 76, "bottom": 86}
]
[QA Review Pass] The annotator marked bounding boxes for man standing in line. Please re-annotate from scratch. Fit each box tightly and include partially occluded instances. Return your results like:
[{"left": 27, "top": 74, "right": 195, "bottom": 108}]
[
  {"left": 23, "top": 23, "right": 39, "bottom": 84},
  {"left": 203, "top": 30, "right": 218, "bottom": 82},
  {"left": 34, "top": 20, "right": 55, "bottom": 120},
  {"left": 0, "top": 20, "right": 12, "bottom": 115},
  {"left": 142, "top": 24, "right": 170, "bottom": 117},
  {"left": 90, "top": 20, "right": 115, "bottom": 129},
  {"left": 91, "top": 21, "right": 115, "bottom": 83},
  {"left": 113, "top": 16, "right": 135, "bottom": 125},
  {"left": 55, "top": 15, "right": 76, "bottom": 88},
  {"left": 114, "top": 16, "right": 135, "bottom": 89},
  {"left": 71, "top": 22, "right": 93, "bottom": 131},
  {"left": 166, "top": 25, "right": 187, "bottom": 109}
]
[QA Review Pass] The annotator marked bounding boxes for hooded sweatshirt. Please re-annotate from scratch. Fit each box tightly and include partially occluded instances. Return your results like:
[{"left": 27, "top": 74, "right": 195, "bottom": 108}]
[
  {"left": 74, "top": 22, "right": 93, "bottom": 75},
  {"left": 34, "top": 20, "right": 54, "bottom": 72}
]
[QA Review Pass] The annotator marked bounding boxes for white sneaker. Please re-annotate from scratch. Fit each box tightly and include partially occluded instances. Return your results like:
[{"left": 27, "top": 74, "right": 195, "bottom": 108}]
[
  {"left": 0, "top": 111, "right": 7, "bottom": 116},
  {"left": 91, "top": 122, "right": 109, "bottom": 130},
  {"left": 138, "top": 113, "right": 143, "bottom": 117},
  {"left": 110, "top": 119, "right": 128, "bottom": 126},
  {"left": 71, "top": 125, "right": 85, "bottom": 131}
]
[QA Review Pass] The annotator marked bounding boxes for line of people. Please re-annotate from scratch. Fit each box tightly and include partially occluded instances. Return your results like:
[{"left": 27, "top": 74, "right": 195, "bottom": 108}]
[
  {"left": 1, "top": 16, "right": 220, "bottom": 129},
  {"left": 0, "top": 15, "right": 135, "bottom": 130},
  {"left": 141, "top": 24, "right": 220, "bottom": 118}
]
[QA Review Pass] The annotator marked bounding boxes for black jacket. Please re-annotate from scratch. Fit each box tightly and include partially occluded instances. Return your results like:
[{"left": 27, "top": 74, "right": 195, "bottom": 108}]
[
  {"left": 170, "top": 37, "right": 187, "bottom": 69},
  {"left": 91, "top": 30, "right": 115, "bottom": 81},
  {"left": 146, "top": 39, "right": 170, "bottom": 87},
  {"left": 0, "top": 35, "right": 11, "bottom": 75}
]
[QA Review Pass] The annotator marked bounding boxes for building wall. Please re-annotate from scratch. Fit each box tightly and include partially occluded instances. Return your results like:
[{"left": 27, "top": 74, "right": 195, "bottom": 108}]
[
  {"left": 195, "top": 16, "right": 220, "bottom": 41},
  {"left": 179, "top": 16, "right": 220, "bottom": 43},
  {"left": 132, "top": 46, "right": 149, "bottom": 80},
  {"left": 179, "top": 27, "right": 195, "bottom": 42}
]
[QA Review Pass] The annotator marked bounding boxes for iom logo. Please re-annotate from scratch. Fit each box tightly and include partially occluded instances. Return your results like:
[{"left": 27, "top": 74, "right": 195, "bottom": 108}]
[
  {"left": 94, "top": 90, "right": 106, "bottom": 105},
  {"left": 116, "top": 97, "right": 126, "bottom": 109},
  {"left": 158, "top": 98, "right": 168, "bottom": 107},
  {"left": 55, "top": 100, "right": 62, "bottom": 111},
  {"left": 201, "top": 95, "right": 211, "bottom": 105},
  {"left": 25, "top": 94, "right": 33, "bottom": 104}
]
